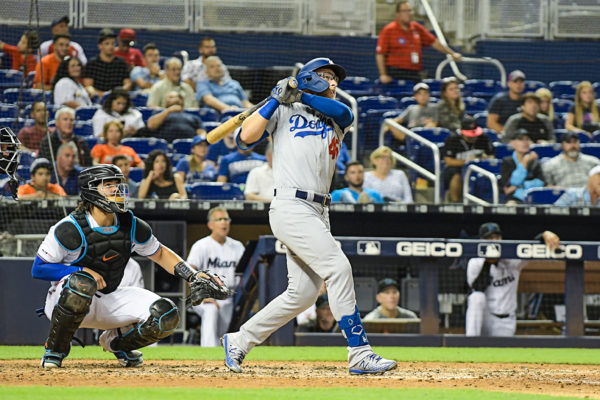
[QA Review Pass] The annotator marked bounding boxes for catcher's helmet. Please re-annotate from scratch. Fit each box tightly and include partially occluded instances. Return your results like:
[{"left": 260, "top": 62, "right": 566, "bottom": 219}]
[
  {"left": 78, "top": 164, "right": 128, "bottom": 213},
  {"left": 297, "top": 57, "right": 346, "bottom": 93},
  {"left": 479, "top": 222, "right": 502, "bottom": 239},
  {"left": 0, "top": 126, "right": 22, "bottom": 200}
]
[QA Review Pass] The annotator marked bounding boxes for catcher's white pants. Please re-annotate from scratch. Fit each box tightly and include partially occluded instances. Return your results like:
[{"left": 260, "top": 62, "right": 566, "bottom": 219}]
[
  {"left": 230, "top": 197, "right": 357, "bottom": 353},
  {"left": 465, "top": 291, "right": 516, "bottom": 336},
  {"left": 191, "top": 298, "right": 234, "bottom": 347}
]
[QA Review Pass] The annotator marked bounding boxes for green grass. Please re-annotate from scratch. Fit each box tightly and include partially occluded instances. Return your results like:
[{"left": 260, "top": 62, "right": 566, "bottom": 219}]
[
  {"left": 1, "top": 345, "right": 600, "bottom": 365},
  {"left": 0, "top": 387, "right": 587, "bottom": 400}
]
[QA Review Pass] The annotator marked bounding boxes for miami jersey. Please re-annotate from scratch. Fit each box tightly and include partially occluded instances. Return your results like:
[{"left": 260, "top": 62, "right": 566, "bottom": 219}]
[{"left": 187, "top": 236, "right": 245, "bottom": 288}]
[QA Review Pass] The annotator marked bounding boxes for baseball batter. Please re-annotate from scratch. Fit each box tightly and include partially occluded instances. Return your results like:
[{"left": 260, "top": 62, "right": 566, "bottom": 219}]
[
  {"left": 0, "top": 126, "right": 22, "bottom": 200},
  {"left": 187, "top": 207, "right": 244, "bottom": 347},
  {"left": 222, "top": 58, "right": 396, "bottom": 374},
  {"left": 32, "top": 164, "right": 229, "bottom": 368},
  {"left": 466, "top": 222, "right": 560, "bottom": 336}
]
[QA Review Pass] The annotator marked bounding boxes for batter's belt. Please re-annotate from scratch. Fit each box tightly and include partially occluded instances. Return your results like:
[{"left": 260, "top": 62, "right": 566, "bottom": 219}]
[{"left": 274, "top": 188, "right": 331, "bottom": 207}]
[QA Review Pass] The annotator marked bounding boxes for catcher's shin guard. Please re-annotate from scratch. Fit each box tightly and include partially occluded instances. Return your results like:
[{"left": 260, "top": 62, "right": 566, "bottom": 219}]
[
  {"left": 45, "top": 272, "right": 97, "bottom": 359},
  {"left": 110, "top": 298, "right": 180, "bottom": 352},
  {"left": 339, "top": 306, "right": 370, "bottom": 348}
]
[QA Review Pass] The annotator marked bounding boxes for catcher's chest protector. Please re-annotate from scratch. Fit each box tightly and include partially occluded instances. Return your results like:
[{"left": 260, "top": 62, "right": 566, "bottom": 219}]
[{"left": 70, "top": 210, "right": 132, "bottom": 294}]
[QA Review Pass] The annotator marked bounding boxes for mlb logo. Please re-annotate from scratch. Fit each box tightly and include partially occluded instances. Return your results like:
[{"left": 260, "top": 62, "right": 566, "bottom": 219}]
[
  {"left": 357, "top": 241, "right": 381, "bottom": 256},
  {"left": 478, "top": 243, "right": 501, "bottom": 258}
]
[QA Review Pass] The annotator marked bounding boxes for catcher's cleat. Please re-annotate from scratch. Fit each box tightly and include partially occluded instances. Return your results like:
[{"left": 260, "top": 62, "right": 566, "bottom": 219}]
[
  {"left": 349, "top": 352, "right": 397, "bottom": 375},
  {"left": 221, "top": 334, "right": 245, "bottom": 373},
  {"left": 41, "top": 349, "right": 65, "bottom": 368},
  {"left": 114, "top": 350, "right": 143, "bottom": 367}
]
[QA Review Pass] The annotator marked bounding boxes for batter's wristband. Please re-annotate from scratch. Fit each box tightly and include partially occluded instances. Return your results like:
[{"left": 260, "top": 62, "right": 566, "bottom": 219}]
[
  {"left": 258, "top": 97, "right": 279, "bottom": 120},
  {"left": 174, "top": 261, "right": 196, "bottom": 282}
]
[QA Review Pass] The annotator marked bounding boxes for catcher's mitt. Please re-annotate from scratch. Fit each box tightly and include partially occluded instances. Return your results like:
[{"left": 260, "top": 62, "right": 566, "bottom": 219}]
[{"left": 186, "top": 271, "right": 230, "bottom": 307}]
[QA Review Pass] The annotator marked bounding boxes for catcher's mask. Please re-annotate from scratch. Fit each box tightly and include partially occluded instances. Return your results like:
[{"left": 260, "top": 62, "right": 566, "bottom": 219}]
[
  {"left": 0, "top": 126, "right": 22, "bottom": 200},
  {"left": 78, "top": 164, "right": 129, "bottom": 213}
]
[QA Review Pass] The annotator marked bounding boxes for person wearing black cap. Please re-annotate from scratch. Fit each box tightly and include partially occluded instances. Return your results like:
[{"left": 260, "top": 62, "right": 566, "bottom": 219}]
[
  {"left": 40, "top": 16, "right": 87, "bottom": 65},
  {"left": 363, "top": 278, "right": 418, "bottom": 321},
  {"left": 486, "top": 69, "right": 526, "bottom": 133},
  {"left": 17, "top": 158, "right": 67, "bottom": 199},
  {"left": 83, "top": 28, "right": 131, "bottom": 97},
  {"left": 466, "top": 222, "right": 559, "bottom": 336},
  {"left": 502, "top": 92, "right": 555, "bottom": 144},
  {"left": 297, "top": 294, "right": 338, "bottom": 333},
  {"left": 174, "top": 135, "right": 217, "bottom": 184},
  {"left": 442, "top": 115, "right": 495, "bottom": 202},
  {"left": 542, "top": 131, "right": 600, "bottom": 189},
  {"left": 114, "top": 28, "right": 145, "bottom": 69},
  {"left": 498, "top": 130, "right": 545, "bottom": 204}
]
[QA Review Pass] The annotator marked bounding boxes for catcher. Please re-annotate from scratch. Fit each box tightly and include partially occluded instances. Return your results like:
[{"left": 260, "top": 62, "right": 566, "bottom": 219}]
[{"left": 32, "top": 164, "right": 229, "bottom": 368}]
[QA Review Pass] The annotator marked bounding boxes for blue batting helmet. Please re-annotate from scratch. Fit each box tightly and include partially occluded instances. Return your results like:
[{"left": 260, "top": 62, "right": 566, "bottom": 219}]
[{"left": 297, "top": 58, "right": 346, "bottom": 93}]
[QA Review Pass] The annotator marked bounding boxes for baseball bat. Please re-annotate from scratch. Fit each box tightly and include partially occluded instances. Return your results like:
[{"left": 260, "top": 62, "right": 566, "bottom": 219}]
[{"left": 206, "top": 77, "right": 298, "bottom": 144}]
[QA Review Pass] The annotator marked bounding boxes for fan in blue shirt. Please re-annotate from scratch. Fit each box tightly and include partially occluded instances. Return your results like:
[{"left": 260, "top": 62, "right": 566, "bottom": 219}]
[
  {"left": 217, "top": 147, "right": 266, "bottom": 184},
  {"left": 331, "top": 161, "right": 383, "bottom": 204}
]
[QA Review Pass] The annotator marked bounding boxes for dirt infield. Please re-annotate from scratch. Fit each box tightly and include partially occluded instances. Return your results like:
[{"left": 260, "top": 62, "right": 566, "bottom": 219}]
[{"left": 2, "top": 360, "right": 599, "bottom": 398}]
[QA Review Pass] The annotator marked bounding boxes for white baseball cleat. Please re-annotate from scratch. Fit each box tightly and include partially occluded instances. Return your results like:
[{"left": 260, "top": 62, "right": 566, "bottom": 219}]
[
  {"left": 221, "top": 334, "right": 246, "bottom": 373},
  {"left": 349, "top": 352, "right": 397, "bottom": 375}
]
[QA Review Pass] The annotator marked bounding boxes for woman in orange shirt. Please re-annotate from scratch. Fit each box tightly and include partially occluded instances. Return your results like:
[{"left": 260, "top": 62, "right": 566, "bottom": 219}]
[
  {"left": 90, "top": 120, "right": 144, "bottom": 167},
  {"left": 18, "top": 158, "right": 67, "bottom": 199}
]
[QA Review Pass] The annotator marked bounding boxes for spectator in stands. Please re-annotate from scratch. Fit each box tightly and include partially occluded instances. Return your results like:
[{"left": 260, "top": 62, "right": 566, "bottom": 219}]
[
  {"left": 174, "top": 135, "right": 217, "bottom": 184},
  {"left": 376, "top": 1, "right": 461, "bottom": 83},
  {"left": 296, "top": 295, "right": 337, "bottom": 333},
  {"left": 83, "top": 28, "right": 131, "bottom": 98},
  {"left": 0, "top": 30, "right": 40, "bottom": 74},
  {"left": 486, "top": 70, "right": 526, "bottom": 133},
  {"left": 244, "top": 141, "right": 274, "bottom": 202},
  {"left": 535, "top": 88, "right": 555, "bottom": 124},
  {"left": 147, "top": 58, "right": 197, "bottom": 109},
  {"left": 38, "top": 107, "right": 92, "bottom": 167},
  {"left": 112, "top": 154, "right": 139, "bottom": 198},
  {"left": 332, "top": 161, "right": 384, "bottom": 204},
  {"left": 364, "top": 146, "right": 413, "bottom": 203},
  {"left": 40, "top": 16, "right": 87, "bottom": 65},
  {"left": 17, "top": 158, "right": 66, "bottom": 199},
  {"left": 437, "top": 77, "right": 465, "bottom": 132},
  {"left": 442, "top": 116, "right": 495, "bottom": 203},
  {"left": 363, "top": 278, "right": 418, "bottom": 321},
  {"left": 90, "top": 120, "right": 143, "bottom": 167},
  {"left": 217, "top": 146, "right": 266, "bottom": 184},
  {"left": 182, "top": 37, "right": 230, "bottom": 90},
  {"left": 499, "top": 131, "right": 545, "bottom": 205},
  {"left": 147, "top": 91, "right": 206, "bottom": 142},
  {"left": 565, "top": 81, "right": 600, "bottom": 135},
  {"left": 114, "top": 29, "right": 145, "bottom": 69},
  {"left": 51, "top": 142, "right": 81, "bottom": 196},
  {"left": 196, "top": 56, "right": 253, "bottom": 113},
  {"left": 33, "top": 33, "right": 70, "bottom": 89},
  {"left": 465, "top": 222, "right": 560, "bottom": 336},
  {"left": 502, "top": 92, "right": 555, "bottom": 144},
  {"left": 138, "top": 149, "right": 187, "bottom": 200},
  {"left": 130, "top": 43, "right": 164, "bottom": 92},
  {"left": 542, "top": 131, "right": 600, "bottom": 189},
  {"left": 52, "top": 56, "right": 94, "bottom": 108},
  {"left": 554, "top": 165, "right": 600, "bottom": 207},
  {"left": 206, "top": 132, "right": 237, "bottom": 168},
  {"left": 91, "top": 87, "right": 145, "bottom": 138},
  {"left": 17, "top": 101, "right": 53, "bottom": 152},
  {"left": 390, "top": 83, "right": 438, "bottom": 137}
]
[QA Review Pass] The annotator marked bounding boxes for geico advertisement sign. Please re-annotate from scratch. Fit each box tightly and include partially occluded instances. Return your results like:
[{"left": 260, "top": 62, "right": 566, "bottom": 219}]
[
  {"left": 396, "top": 242, "right": 463, "bottom": 257},
  {"left": 517, "top": 244, "right": 582, "bottom": 259}
]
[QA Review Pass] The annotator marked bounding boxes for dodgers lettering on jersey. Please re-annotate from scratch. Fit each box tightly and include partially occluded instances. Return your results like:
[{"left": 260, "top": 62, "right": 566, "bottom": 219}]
[
  {"left": 187, "top": 235, "right": 245, "bottom": 289},
  {"left": 265, "top": 103, "right": 346, "bottom": 194}
]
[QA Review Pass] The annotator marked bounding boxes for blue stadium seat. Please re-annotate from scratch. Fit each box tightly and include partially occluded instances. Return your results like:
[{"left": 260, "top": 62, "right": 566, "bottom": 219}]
[
  {"left": 81, "top": 135, "right": 99, "bottom": 149},
  {"left": 0, "top": 70, "right": 24, "bottom": 88},
  {"left": 554, "top": 129, "right": 590, "bottom": 143},
  {"left": 524, "top": 80, "right": 546, "bottom": 92},
  {"left": 494, "top": 143, "right": 512, "bottom": 159},
  {"left": 422, "top": 79, "right": 442, "bottom": 97},
  {"left": 129, "top": 167, "right": 144, "bottom": 183},
  {"left": 473, "top": 112, "right": 488, "bottom": 128},
  {"left": 580, "top": 143, "right": 600, "bottom": 158},
  {"left": 530, "top": 143, "right": 561, "bottom": 159},
  {"left": 525, "top": 187, "right": 566, "bottom": 205},
  {"left": 26, "top": 71, "right": 35, "bottom": 88},
  {"left": 554, "top": 112, "right": 567, "bottom": 129},
  {"left": 137, "top": 106, "right": 162, "bottom": 123},
  {"left": 552, "top": 98, "right": 574, "bottom": 113},
  {"left": 592, "top": 131, "right": 600, "bottom": 144},
  {"left": 462, "top": 80, "right": 503, "bottom": 99},
  {"left": 220, "top": 108, "right": 245, "bottom": 122},
  {"left": 549, "top": 81, "right": 578, "bottom": 100},
  {"left": 360, "top": 109, "right": 396, "bottom": 152},
  {"left": 16, "top": 165, "right": 30, "bottom": 181},
  {"left": 482, "top": 128, "right": 499, "bottom": 143},
  {"left": 186, "top": 182, "right": 245, "bottom": 200},
  {"left": 338, "top": 76, "right": 373, "bottom": 97},
  {"left": 373, "top": 79, "right": 414, "bottom": 98},
  {"left": 463, "top": 97, "right": 488, "bottom": 114},
  {"left": 0, "top": 103, "right": 18, "bottom": 118},
  {"left": 203, "top": 121, "right": 221, "bottom": 132},
  {"left": 130, "top": 91, "right": 149, "bottom": 107},
  {"left": 121, "top": 137, "right": 169, "bottom": 154},
  {"left": 75, "top": 106, "right": 99, "bottom": 121},
  {"left": 172, "top": 138, "right": 193, "bottom": 155},
  {"left": 0, "top": 117, "right": 34, "bottom": 131},
  {"left": 412, "top": 127, "right": 451, "bottom": 143},
  {"left": 356, "top": 96, "right": 399, "bottom": 113},
  {"left": 464, "top": 158, "right": 502, "bottom": 203},
  {"left": 73, "top": 121, "right": 94, "bottom": 136},
  {"left": 2, "top": 88, "right": 49, "bottom": 104},
  {"left": 400, "top": 97, "right": 417, "bottom": 108},
  {"left": 168, "top": 152, "right": 184, "bottom": 165},
  {"left": 19, "top": 151, "right": 36, "bottom": 168},
  {"left": 184, "top": 107, "right": 219, "bottom": 122}
]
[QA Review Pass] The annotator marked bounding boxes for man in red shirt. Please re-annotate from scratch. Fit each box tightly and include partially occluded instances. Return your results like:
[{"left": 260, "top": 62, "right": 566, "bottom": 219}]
[
  {"left": 376, "top": 1, "right": 461, "bottom": 83},
  {"left": 33, "top": 33, "right": 70, "bottom": 89},
  {"left": 114, "top": 28, "right": 145, "bottom": 69},
  {"left": 17, "top": 101, "right": 54, "bottom": 152},
  {"left": 0, "top": 30, "right": 40, "bottom": 74}
]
